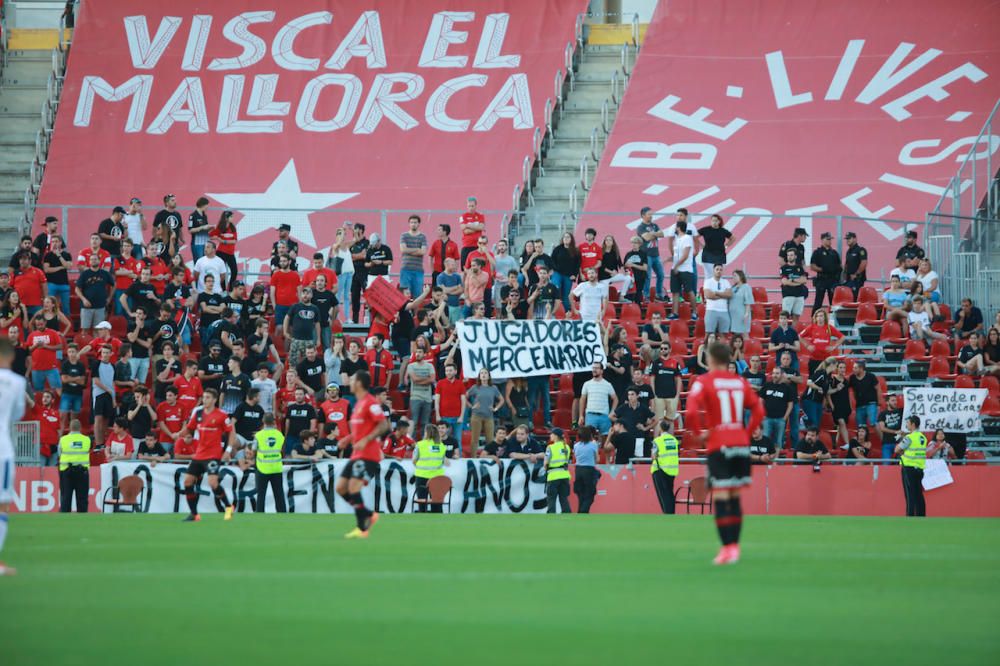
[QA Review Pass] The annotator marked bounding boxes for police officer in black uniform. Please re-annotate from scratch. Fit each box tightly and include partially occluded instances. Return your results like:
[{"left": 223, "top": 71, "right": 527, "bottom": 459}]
[
  {"left": 778, "top": 227, "right": 808, "bottom": 267},
  {"left": 842, "top": 232, "right": 868, "bottom": 299},
  {"left": 895, "top": 230, "right": 924, "bottom": 271},
  {"left": 808, "top": 232, "right": 841, "bottom": 313}
]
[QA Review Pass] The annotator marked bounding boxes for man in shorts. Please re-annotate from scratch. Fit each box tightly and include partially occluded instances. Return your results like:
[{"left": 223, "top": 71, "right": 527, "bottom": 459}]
[
  {"left": 178, "top": 389, "right": 236, "bottom": 522},
  {"left": 336, "top": 371, "right": 389, "bottom": 539},
  {"left": 685, "top": 342, "right": 764, "bottom": 565}
]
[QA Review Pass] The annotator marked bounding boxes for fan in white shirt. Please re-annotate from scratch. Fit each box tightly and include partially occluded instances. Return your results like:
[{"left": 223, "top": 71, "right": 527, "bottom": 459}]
[{"left": 571, "top": 268, "right": 609, "bottom": 322}]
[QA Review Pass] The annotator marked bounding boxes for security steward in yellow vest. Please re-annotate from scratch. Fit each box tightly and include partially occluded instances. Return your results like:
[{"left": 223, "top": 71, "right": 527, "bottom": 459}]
[
  {"left": 894, "top": 415, "right": 927, "bottom": 517},
  {"left": 58, "top": 420, "right": 91, "bottom": 513},
  {"left": 651, "top": 420, "right": 680, "bottom": 514},
  {"left": 544, "top": 428, "right": 572, "bottom": 513},
  {"left": 413, "top": 425, "right": 448, "bottom": 513},
  {"left": 254, "top": 415, "right": 287, "bottom": 513}
]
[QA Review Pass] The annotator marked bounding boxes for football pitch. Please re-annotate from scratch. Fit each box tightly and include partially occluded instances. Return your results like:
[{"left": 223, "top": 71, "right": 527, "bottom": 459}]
[{"left": 2, "top": 514, "right": 998, "bottom": 666}]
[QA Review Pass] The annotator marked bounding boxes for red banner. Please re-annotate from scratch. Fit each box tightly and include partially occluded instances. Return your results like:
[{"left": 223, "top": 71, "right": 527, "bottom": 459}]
[
  {"left": 363, "top": 276, "right": 409, "bottom": 321},
  {"left": 38, "top": 1, "right": 585, "bottom": 260},
  {"left": 584, "top": 0, "right": 1000, "bottom": 278}
]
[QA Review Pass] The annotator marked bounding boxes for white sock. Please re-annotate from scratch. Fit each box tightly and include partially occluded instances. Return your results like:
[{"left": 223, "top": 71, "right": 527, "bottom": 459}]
[{"left": 0, "top": 514, "right": 7, "bottom": 553}]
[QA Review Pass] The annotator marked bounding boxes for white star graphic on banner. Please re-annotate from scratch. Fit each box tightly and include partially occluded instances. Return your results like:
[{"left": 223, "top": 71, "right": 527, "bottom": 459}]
[{"left": 208, "top": 159, "right": 358, "bottom": 248}]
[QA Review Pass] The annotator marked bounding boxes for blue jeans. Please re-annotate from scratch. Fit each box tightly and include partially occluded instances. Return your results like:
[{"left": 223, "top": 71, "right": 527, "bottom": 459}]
[
  {"left": 49, "top": 283, "right": 71, "bottom": 315},
  {"left": 801, "top": 399, "right": 824, "bottom": 430},
  {"left": 881, "top": 443, "right": 895, "bottom": 463},
  {"left": 788, "top": 402, "right": 800, "bottom": 449},
  {"left": 320, "top": 327, "right": 332, "bottom": 351},
  {"left": 60, "top": 393, "right": 83, "bottom": 413},
  {"left": 646, "top": 256, "right": 665, "bottom": 299},
  {"left": 129, "top": 357, "right": 150, "bottom": 384},
  {"left": 857, "top": 403, "right": 878, "bottom": 429},
  {"left": 527, "top": 376, "right": 551, "bottom": 425},
  {"left": 26, "top": 305, "right": 41, "bottom": 319},
  {"left": 336, "top": 274, "right": 352, "bottom": 322},
  {"left": 551, "top": 272, "right": 573, "bottom": 309},
  {"left": 274, "top": 305, "right": 290, "bottom": 328},
  {"left": 31, "top": 368, "right": 62, "bottom": 391},
  {"left": 398, "top": 269, "right": 424, "bottom": 298},
  {"left": 441, "top": 416, "right": 464, "bottom": 447},
  {"left": 762, "top": 417, "right": 786, "bottom": 450},
  {"left": 191, "top": 236, "right": 206, "bottom": 263},
  {"left": 584, "top": 412, "right": 611, "bottom": 435}
]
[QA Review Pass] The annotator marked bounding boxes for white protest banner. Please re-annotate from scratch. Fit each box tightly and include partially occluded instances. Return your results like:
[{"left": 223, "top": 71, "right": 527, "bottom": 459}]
[
  {"left": 100, "top": 459, "right": 550, "bottom": 514},
  {"left": 922, "top": 459, "right": 954, "bottom": 491},
  {"left": 456, "top": 319, "right": 606, "bottom": 380},
  {"left": 902, "top": 388, "right": 988, "bottom": 433}
]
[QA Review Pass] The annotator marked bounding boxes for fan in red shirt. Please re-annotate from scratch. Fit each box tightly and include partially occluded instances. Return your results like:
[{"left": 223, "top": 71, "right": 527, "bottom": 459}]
[
  {"left": 156, "top": 387, "right": 185, "bottom": 445},
  {"left": 111, "top": 253, "right": 143, "bottom": 293},
  {"left": 302, "top": 253, "right": 337, "bottom": 290},
  {"left": 335, "top": 370, "right": 389, "bottom": 539},
  {"left": 458, "top": 196, "right": 486, "bottom": 266},
  {"left": 799, "top": 309, "right": 844, "bottom": 371},
  {"left": 578, "top": 228, "right": 603, "bottom": 276},
  {"left": 362, "top": 336, "right": 394, "bottom": 388},
  {"left": 382, "top": 421, "right": 414, "bottom": 459},
  {"left": 105, "top": 418, "right": 135, "bottom": 461},
  {"left": 35, "top": 390, "right": 60, "bottom": 462},
  {"left": 173, "top": 361, "right": 203, "bottom": 419},
  {"left": 12, "top": 254, "right": 47, "bottom": 309},
  {"left": 146, "top": 254, "right": 172, "bottom": 296},
  {"left": 76, "top": 234, "right": 112, "bottom": 269},
  {"left": 319, "top": 384, "right": 351, "bottom": 438},
  {"left": 25, "top": 318, "right": 62, "bottom": 376},
  {"left": 269, "top": 257, "right": 302, "bottom": 309},
  {"left": 428, "top": 224, "right": 460, "bottom": 277},
  {"left": 685, "top": 341, "right": 764, "bottom": 566},
  {"left": 178, "top": 389, "right": 234, "bottom": 522}
]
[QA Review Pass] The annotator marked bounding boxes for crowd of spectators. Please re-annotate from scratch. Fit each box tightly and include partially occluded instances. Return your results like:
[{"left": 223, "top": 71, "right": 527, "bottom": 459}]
[{"left": 3, "top": 195, "right": 999, "bottom": 467}]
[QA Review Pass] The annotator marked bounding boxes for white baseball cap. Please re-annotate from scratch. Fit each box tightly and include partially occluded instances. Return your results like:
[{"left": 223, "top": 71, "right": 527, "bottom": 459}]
[{"left": 94, "top": 321, "right": 112, "bottom": 330}]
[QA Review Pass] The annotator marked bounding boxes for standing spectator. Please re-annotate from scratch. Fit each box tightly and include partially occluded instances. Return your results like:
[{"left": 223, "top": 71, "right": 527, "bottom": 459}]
[
  {"left": 26, "top": 316, "right": 62, "bottom": 391},
  {"left": 398, "top": 214, "right": 427, "bottom": 297},
  {"left": 406, "top": 347, "right": 435, "bottom": 436},
  {"left": 627, "top": 368, "right": 655, "bottom": 412},
  {"left": 97, "top": 206, "right": 126, "bottom": 257},
  {"left": 35, "top": 390, "right": 60, "bottom": 465},
  {"left": 667, "top": 220, "right": 695, "bottom": 318},
  {"left": 197, "top": 341, "right": 226, "bottom": 392},
  {"left": 10, "top": 235, "right": 40, "bottom": 270},
  {"left": 603, "top": 420, "right": 636, "bottom": 464},
  {"left": 896, "top": 230, "right": 925, "bottom": 271},
  {"left": 808, "top": 232, "right": 841, "bottom": 313},
  {"left": 778, "top": 351, "right": 803, "bottom": 447},
  {"left": 778, "top": 227, "right": 808, "bottom": 267},
  {"left": 779, "top": 248, "right": 809, "bottom": 319},
  {"left": 230, "top": 389, "right": 264, "bottom": 449},
  {"left": 283, "top": 388, "right": 317, "bottom": 454},
  {"left": 761, "top": 367, "right": 794, "bottom": 449},
  {"left": 208, "top": 211, "right": 238, "bottom": 288},
  {"left": 90, "top": 345, "right": 116, "bottom": 447},
  {"left": 907, "top": 297, "right": 947, "bottom": 343},
  {"left": 75, "top": 253, "right": 114, "bottom": 334},
  {"left": 842, "top": 232, "right": 868, "bottom": 299},
  {"left": 436, "top": 257, "right": 464, "bottom": 323},
  {"left": 466, "top": 368, "right": 503, "bottom": 457},
  {"left": 363, "top": 334, "right": 394, "bottom": 389},
  {"left": 580, "top": 362, "right": 618, "bottom": 435},
  {"left": 697, "top": 214, "right": 734, "bottom": 277},
  {"left": 527, "top": 266, "right": 559, "bottom": 319},
  {"left": 800, "top": 308, "right": 843, "bottom": 375},
  {"left": 927, "top": 429, "right": 956, "bottom": 460},
  {"left": 622, "top": 236, "right": 648, "bottom": 304},
  {"left": 458, "top": 196, "right": 485, "bottom": 267},
  {"left": 284, "top": 288, "right": 320, "bottom": 368},
  {"left": 551, "top": 232, "right": 581, "bottom": 309},
  {"left": 636, "top": 206, "right": 665, "bottom": 300},
  {"left": 464, "top": 236, "right": 496, "bottom": 313},
  {"left": 703, "top": 264, "right": 732, "bottom": 333},
  {"left": 743, "top": 354, "right": 766, "bottom": 394},
  {"left": 187, "top": 197, "right": 211, "bottom": 262},
  {"left": 578, "top": 228, "right": 602, "bottom": 278},
  {"left": 328, "top": 227, "right": 354, "bottom": 323},
  {"left": 527, "top": 369, "right": 552, "bottom": 429},
  {"left": 428, "top": 223, "right": 459, "bottom": 286},
  {"left": 491, "top": 239, "right": 518, "bottom": 306},
  {"left": 153, "top": 341, "right": 181, "bottom": 402},
  {"left": 848, "top": 360, "right": 880, "bottom": 430},
  {"left": 193, "top": 241, "right": 228, "bottom": 294},
  {"left": 12, "top": 253, "right": 47, "bottom": 317},
  {"left": 953, "top": 298, "right": 984, "bottom": 340},
  {"left": 311, "top": 275, "right": 338, "bottom": 352},
  {"left": 572, "top": 425, "right": 600, "bottom": 514},
  {"left": 434, "top": 363, "right": 466, "bottom": 443},
  {"left": 505, "top": 377, "right": 531, "bottom": 429},
  {"left": 647, "top": 345, "right": 682, "bottom": 423},
  {"left": 122, "top": 266, "right": 160, "bottom": 320},
  {"left": 522, "top": 238, "right": 553, "bottom": 288},
  {"left": 32, "top": 216, "right": 60, "bottom": 259},
  {"left": 269, "top": 254, "right": 301, "bottom": 330},
  {"left": 125, "top": 309, "right": 153, "bottom": 383},
  {"left": 348, "top": 224, "right": 370, "bottom": 322},
  {"left": 877, "top": 394, "right": 904, "bottom": 460},
  {"left": 824, "top": 360, "right": 850, "bottom": 447},
  {"left": 571, "top": 268, "right": 608, "bottom": 322},
  {"left": 462, "top": 259, "right": 489, "bottom": 315},
  {"left": 59, "top": 343, "right": 87, "bottom": 431},
  {"left": 364, "top": 233, "right": 392, "bottom": 286},
  {"left": 153, "top": 194, "right": 183, "bottom": 245},
  {"left": 319, "top": 384, "right": 350, "bottom": 439},
  {"left": 294, "top": 345, "right": 325, "bottom": 399},
  {"left": 42, "top": 236, "right": 72, "bottom": 315},
  {"left": 155, "top": 386, "right": 184, "bottom": 451},
  {"left": 612, "top": 388, "right": 655, "bottom": 438},
  {"left": 802, "top": 357, "right": 835, "bottom": 430},
  {"left": 728, "top": 270, "right": 754, "bottom": 335},
  {"left": 271, "top": 223, "right": 300, "bottom": 262},
  {"left": 769, "top": 311, "right": 801, "bottom": 372}
]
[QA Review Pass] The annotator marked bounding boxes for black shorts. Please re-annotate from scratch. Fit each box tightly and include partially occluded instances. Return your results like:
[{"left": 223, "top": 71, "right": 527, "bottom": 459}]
[
  {"left": 706, "top": 447, "right": 752, "bottom": 490},
  {"left": 92, "top": 393, "right": 115, "bottom": 422},
  {"left": 572, "top": 371, "right": 590, "bottom": 398},
  {"left": 186, "top": 459, "right": 221, "bottom": 478},
  {"left": 340, "top": 459, "right": 380, "bottom": 483},
  {"left": 670, "top": 270, "right": 695, "bottom": 295}
]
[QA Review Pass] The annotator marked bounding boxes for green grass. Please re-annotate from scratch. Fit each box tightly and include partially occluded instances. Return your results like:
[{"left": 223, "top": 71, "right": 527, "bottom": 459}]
[{"left": 2, "top": 514, "right": 998, "bottom": 665}]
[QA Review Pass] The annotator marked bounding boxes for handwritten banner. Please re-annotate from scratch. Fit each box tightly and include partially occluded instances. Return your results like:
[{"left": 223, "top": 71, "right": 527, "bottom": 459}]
[
  {"left": 902, "top": 387, "right": 988, "bottom": 433},
  {"left": 456, "top": 319, "right": 606, "bottom": 379}
]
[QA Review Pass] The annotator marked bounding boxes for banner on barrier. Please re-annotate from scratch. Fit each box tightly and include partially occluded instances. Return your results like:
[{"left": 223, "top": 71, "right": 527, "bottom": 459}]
[
  {"left": 100, "top": 459, "right": 551, "bottom": 514},
  {"left": 902, "top": 388, "right": 988, "bottom": 433},
  {"left": 456, "top": 319, "right": 606, "bottom": 379}
]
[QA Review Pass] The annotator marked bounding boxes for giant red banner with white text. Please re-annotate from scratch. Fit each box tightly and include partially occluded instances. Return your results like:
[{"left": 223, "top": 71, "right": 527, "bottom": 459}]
[
  {"left": 38, "top": 0, "right": 585, "bottom": 263},
  {"left": 583, "top": 0, "right": 1000, "bottom": 280}
]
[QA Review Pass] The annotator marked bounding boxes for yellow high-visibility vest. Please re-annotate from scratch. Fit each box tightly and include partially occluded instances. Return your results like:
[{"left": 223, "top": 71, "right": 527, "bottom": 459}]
[
  {"left": 651, "top": 433, "right": 679, "bottom": 477},
  {"left": 413, "top": 439, "right": 446, "bottom": 479},
  {"left": 255, "top": 428, "right": 285, "bottom": 474},
  {"left": 58, "top": 433, "right": 91, "bottom": 471},
  {"left": 546, "top": 441, "right": 571, "bottom": 482},
  {"left": 900, "top": 431, "right": 927, "bottom": 470}
]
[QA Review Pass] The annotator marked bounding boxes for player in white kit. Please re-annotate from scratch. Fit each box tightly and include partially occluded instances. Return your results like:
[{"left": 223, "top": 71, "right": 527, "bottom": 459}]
[{"left": 0, "top": 338, "right": 27, "bottom": 575}]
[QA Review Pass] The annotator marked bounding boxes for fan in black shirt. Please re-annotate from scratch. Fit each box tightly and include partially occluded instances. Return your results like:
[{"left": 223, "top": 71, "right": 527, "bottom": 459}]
[
  {"left": 296, "top": 347, "right": 326, "bottom": 395},
  {"left": 231, "top": 392, "right": 266, "bottom": 442}
]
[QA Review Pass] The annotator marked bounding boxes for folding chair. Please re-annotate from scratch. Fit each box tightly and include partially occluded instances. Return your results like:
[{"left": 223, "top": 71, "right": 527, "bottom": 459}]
[
  {"left": 411, "top": 475, "right": 453, "bottom": 513},
  {"left": 674, "top": 476, "right": 712, "bottom": 514},
  {"left": 101, "top": 475, "right": 146, "bottom": 513}
]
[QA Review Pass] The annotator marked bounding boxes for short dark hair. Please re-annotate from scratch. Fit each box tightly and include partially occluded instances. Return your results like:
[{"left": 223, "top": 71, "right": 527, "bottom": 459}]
[
  {"left": 640, "top": 206, "right": 652, "bottom": 216},
  {"left": 353, "top": 223, "right": 365, "bottom": 232},
  {"left": 196, "top": 196, "right": 210, "bottom": 207},
  {"left": 439, "top": 223, "right": 451, "bottom": 235},
  {"left": 708, "top": 341, "right": 731, "bottom": 366},
  {"left": 408, "top": 214, "right": 421, "bottom": 224},
  {"left": 585, "top": 227, "right": 597, "bottom": 237},
  {"left": 908, "top": 415, "right": 921, "bottom": 428},
  {"left": 312, "top": 252, "right": 324, "bottom": 260},
  {"left": 354, "top": 370, "right": 372, "bottom": 391},
  {"left": 677, "top": 208, "right": 688, "bottom": 215}
]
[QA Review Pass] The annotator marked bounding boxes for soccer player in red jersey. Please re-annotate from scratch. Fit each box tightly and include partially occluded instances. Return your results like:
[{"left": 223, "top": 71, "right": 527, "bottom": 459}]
[
  {"left": 178, "top": 389, "right": 236, "bottom": 522},
  {"left": 335, "top": 370, "right": 389, "bottom": 539},
  {"left": 684, "top": 342, "right": 765, "bottom": 565}
]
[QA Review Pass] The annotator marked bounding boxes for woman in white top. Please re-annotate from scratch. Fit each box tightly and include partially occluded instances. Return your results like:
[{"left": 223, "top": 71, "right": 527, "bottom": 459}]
[
  {"left": 915, "top": 259, "right": 941, "bottom": 303},
  {"left": 329, "top": 227, "right": 354, "bottom": 323}
]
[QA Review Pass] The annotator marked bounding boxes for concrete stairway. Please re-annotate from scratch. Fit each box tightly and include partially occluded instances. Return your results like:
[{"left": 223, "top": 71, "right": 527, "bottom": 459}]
[
  {"left": 0, "top": 48, "right": 52, "bottom": 261},
  {"left": 514, "top": 43, "right": 626, "bottom": 249}
]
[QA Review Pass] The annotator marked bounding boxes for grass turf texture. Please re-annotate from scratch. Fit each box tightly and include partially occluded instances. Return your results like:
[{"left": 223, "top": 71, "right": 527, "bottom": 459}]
[{"left": 2, "top": 515, "right": 998, "bottom": 666}]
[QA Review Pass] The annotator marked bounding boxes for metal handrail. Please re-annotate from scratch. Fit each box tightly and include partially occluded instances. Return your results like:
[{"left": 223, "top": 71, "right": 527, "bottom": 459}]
[
  {"left": 574, "top": 13, "right": 585, "bottom": 53},
  {"left": 611, "top": 70, "right": 620, "bottom": 105},
  {"left": 569, "top": 182, "right": 578, "bottom": 217},
  {"left": 621, "top": 42, "right": 630, "bottom": 77},
  {"left": 532, "top": 126, "right": 544, "bottom": 177},
  {"left": 564, "top": 42, "right": 575, "bottom": 92},
  {"left": 522, "top": 155, "right": 532, "bottom": 195},
  {"left": 600, "top": 98, "right": 610, "bottom": 135},
  {"left": 589, "top": 126, "right": 600, "bottom": 162},
  {"left": 631, "top": 12, "right": 640, "bottom": 48},
  {"left": 931, "top": 97, "right": 1000, "bottom": 217},
  {"left": 580, "top": 156, "right": 590, "bottom": 192}
]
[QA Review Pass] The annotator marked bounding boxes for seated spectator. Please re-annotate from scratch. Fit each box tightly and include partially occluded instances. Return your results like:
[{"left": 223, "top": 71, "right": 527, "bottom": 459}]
[
  {"left": 503, "top": 424, "right": 544, "bottom": 462},
  {"left": 749, "top": 426, "right": 776, "bottom": 464},
  {"left": 956, "top": 333, "right": 985, "bottom": 375},
  {"left": 291, "top": 430, "right": 328, "bottom": 461},
  {"left": 106, "top": 418, "right": 135, "bottom": 461},
  {"left": 173, "top": 433, "right": 196, "bottom": 460},
  {"left": 882, "top": 275, "right": 910, "bottom": 323},
  {"left": 953, "top": 298, "right": 984, "bottom": 340},
  {"left": 479, "top": 425, "right": 508, "bottom": 461},
  {"left": 908, "top": 281, "right": 941, "bottom": 321},
  {"left": 889, "top": 265, "right": 916, "bottom": 289},
  {"left": 914, "top": 259, "right": 941, "bottom": 305},
  {"left": 730, "top": 334, "right": 748, "bottom": 374},
  {"left": 847, "top": 425, "right": 872, "bottom": 461},
  {"left": 795, "top": 427, "right": 831, "bottom": 464},
  {"left": 981, "top": 328, "right": 1000, "bottom": 375},
  {"left": 907, "top": 297, "right": 947, "bottom": 343},
  {"left": 381, "top": 420, "right": 414, "bottom": 459},
  {"left": 927, "top": 429, "right": 956, "bottom": 459},
  {"left": 137, "top": 432, "right": 169, "bottom": 464}
]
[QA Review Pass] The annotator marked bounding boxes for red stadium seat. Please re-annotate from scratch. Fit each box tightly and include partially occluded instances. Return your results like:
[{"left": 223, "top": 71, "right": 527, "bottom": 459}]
[
  {"left": 929, "top": 339, "right": 955, "bottom": 361},
  {"left": 954, "top": 375, "right": 975, "bottom": 389},
  {"left": 856, "top": 303, "right": 883, "bottom": 326},
  {"left": 669, "top": 320, "right": 690, "bottom": 339},
  {"left": 965, "top": 450, "right": 987, "bottom": 464},
  {"left": 879, "top": 321, "right": 907, "bottom": 344},
  {"left": 981, "top": 396, "right": 1000, "bottom": 416},
  {"left": 751, "top": 286, "right": 768, "bottom": 305},
  {"left": 603, "top": 302, "right": 618, "bottom": 321},
  {"left": 928, "top": 357, "right": 958, "bottom": 382},
  {"left": 831, "top": 286, "right": 857, "bottom": 309},
  {"left": 749, "top": 320, "right": 766, "bottom": 341},
  {"left": 903, "top": 339, "right": 930, "bottom": 361},
  {"left": 744, "top": 337, "right": 763, "bottom": 358},
  {"left": 676, "top": 302, "right": 692, "bottom": 321},
  {"left": 980, "top": 376, "right": 1000, "bottom": 398},
  {"left": 619, "top": 302, "right": 642, "bottom": 322},
  {"left": 645, "top": 302, "right": 666, "bottom": 319},
  {"left": 857, "top": 286, "right": 879, "bottom": 304},
  {"left": 670, "top": 336, "right": 690, "bottom": 354}
]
